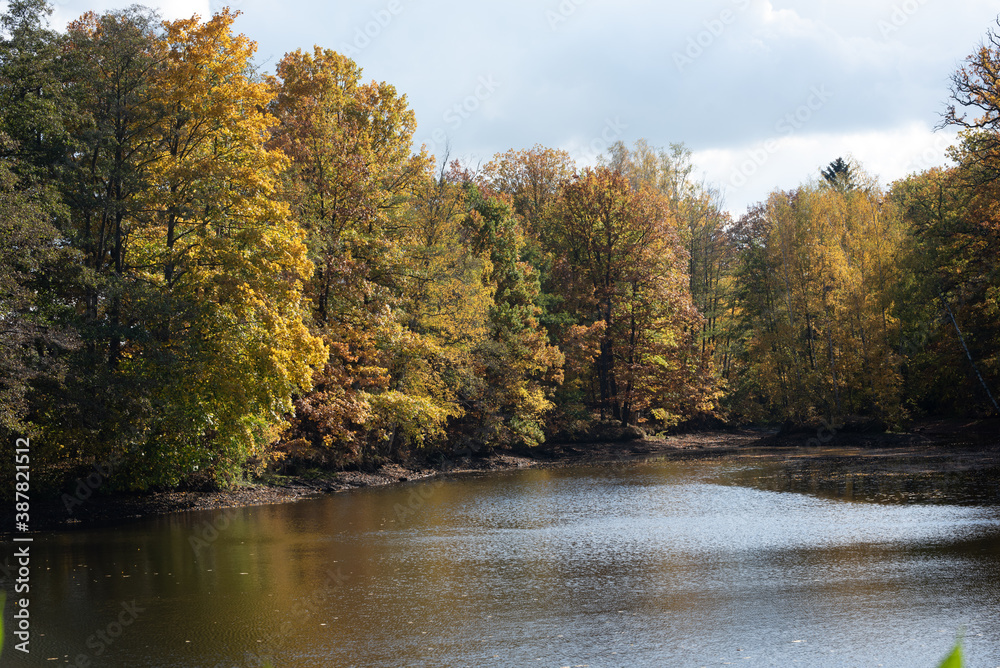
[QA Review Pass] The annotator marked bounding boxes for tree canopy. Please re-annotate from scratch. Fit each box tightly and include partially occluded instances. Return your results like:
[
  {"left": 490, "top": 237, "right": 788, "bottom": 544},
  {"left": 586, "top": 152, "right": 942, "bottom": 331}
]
[{"left": 2, "top": 1, "right": 997, "bottom": 493}]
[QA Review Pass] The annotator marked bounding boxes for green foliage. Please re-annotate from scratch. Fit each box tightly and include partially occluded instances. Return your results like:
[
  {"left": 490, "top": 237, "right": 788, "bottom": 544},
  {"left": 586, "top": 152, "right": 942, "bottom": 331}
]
[
  {"left": 0, "top": 154, "right": 75, "bottom": 438},
  {"left": 7, "top": 0, "right": 1000, "bottom": 492},
  {"left": 821, "top": 156, "right": 857, "bottom": 192},
  {"left": 457, "top": 185, "right": 563, "bottom": 448},
  {"left": 1, "top": 4, "right": 325, "bottom": 490},
  {"left": 937, "top": 642, "right": 962, "bottom": 668}
]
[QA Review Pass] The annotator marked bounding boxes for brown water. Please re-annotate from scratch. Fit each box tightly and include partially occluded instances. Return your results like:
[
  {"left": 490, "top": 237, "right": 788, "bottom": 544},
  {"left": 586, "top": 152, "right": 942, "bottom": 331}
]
[{"left": 8, "top": 455, "right": 1000, "bottom": 667}]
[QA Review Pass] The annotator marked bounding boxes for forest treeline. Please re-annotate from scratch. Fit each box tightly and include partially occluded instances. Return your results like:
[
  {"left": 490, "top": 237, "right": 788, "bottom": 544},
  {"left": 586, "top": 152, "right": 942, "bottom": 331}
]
[{"left": 1, "top": 1, "right": 998, "bottom": 490}]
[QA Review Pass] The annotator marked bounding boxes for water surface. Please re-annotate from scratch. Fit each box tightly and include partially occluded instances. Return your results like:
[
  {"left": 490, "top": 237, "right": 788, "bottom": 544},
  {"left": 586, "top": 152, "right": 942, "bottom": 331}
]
[{"left": 10, "top": 455, "right": 1000, "bottom": 667}]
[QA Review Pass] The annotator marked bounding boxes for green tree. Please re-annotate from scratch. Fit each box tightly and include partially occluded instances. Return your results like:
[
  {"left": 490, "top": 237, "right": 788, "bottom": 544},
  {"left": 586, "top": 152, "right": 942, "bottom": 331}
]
[
  {"left": 459, "top": 185, "right": 563, "bottom": 447},
  {"left": 0, "top": 150, "right": 77, "bottom": 449},
  {"left": 0, "top": 0, "right": 71, "bottom": 182},
  {"left": 821, "top": 156, "right": 856, "bottom": 192},
  {"left": 38, "top": 9, "right": 326, "bottom": 488},
  {"left": 0, "top": 0, "right": 80, "bottom": 481}
]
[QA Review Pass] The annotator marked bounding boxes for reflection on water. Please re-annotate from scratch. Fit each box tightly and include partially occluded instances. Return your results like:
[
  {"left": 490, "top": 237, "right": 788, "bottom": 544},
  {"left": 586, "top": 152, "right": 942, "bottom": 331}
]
[
  {"left": 9, "top": 456, "right": 1000, "bottom": 667},
  {"left": 711, "top": 449, "right": 1000, "bottom": 505}
]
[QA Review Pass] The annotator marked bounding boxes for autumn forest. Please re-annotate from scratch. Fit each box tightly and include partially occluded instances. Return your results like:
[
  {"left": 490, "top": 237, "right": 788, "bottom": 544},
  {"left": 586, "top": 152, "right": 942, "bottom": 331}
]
[{"left": 2, "top": 1, "right": 999, "bottom": 491}]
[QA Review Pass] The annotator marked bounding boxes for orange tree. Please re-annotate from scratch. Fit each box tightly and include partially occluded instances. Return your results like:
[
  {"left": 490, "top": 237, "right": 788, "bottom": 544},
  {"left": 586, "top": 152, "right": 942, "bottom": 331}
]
[{"left": 546, "top": 167, "right": 715, "bottom": 427}]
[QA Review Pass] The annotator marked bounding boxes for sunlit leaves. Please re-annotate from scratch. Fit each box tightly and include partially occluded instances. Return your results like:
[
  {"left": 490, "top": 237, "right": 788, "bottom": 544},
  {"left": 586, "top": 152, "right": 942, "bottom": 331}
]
[
  {"left": 545, "top": 166, "right": 713, "bottom": 427},
  {"left": 33, "top": 8, "right": 326, "bottom": 488},
  {"left": 271, "top": 47, "right": 453, "bottom": 462},
  {"left": 726, "top": 174, "right": 908, "bottom": 423}
]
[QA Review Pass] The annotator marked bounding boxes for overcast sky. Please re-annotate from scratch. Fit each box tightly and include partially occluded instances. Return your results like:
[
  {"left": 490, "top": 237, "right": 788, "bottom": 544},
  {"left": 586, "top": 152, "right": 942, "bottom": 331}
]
[{"left": 19, "top": 0, "right": 1000, "bottom": 215}]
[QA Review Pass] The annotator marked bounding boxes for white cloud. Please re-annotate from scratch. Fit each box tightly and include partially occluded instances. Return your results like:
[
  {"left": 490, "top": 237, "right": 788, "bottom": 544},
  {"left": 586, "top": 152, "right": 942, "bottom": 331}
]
[
  {"left": 1, "top": 0, "right": 995, "bottom": 219},
  {"left": 40, "top": 0, "right": 210, "bottom": 27},
  {"left": 757, "top": 1, "right": 820, "bottom": 39},
  {"left": 694, "top": 122, "right": 959, "bottom": 217}
]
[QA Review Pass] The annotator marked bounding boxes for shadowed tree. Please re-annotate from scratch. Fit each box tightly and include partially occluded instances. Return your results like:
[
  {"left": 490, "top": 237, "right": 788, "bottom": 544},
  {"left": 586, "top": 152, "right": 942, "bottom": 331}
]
[{"left": 821, "top": 157, "right": 856, "bottom": 192}]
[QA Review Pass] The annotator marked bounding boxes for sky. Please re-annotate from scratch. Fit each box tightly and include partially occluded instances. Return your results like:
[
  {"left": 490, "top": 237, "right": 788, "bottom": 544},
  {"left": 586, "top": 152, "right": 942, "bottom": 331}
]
[{"left": 16, "top": 0, "right": 1000, "bottom": 216}]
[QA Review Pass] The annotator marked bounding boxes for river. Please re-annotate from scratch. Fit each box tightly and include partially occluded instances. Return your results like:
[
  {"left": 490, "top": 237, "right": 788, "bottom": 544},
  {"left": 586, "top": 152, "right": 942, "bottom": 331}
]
[{"left": 12, "top": 453, "right": 1000, "bottom": 667}]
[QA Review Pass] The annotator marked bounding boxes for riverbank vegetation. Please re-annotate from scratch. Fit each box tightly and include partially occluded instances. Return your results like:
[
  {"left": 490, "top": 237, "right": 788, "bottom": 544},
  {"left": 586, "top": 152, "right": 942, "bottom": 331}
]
[{"left": 2, "top": 0, "right": 999, "bottom": 492}]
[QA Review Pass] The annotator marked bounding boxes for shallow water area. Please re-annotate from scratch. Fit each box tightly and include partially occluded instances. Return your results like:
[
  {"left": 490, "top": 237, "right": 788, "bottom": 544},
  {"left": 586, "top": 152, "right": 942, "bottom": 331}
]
[{"left": 13, "top": 451, "right": 1000, "bottom": 667}]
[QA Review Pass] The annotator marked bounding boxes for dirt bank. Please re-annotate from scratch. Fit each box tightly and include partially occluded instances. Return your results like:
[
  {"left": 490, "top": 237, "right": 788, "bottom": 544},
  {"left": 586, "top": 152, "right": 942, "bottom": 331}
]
[{"left": 12, "top": 418, "right": 999, "bottom": 532}]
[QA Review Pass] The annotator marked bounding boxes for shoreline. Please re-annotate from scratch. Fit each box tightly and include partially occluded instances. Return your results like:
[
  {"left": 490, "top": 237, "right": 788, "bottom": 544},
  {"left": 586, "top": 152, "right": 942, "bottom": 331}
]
[{"left": 10, "top": 418, "right": 999, "bottom": 533}]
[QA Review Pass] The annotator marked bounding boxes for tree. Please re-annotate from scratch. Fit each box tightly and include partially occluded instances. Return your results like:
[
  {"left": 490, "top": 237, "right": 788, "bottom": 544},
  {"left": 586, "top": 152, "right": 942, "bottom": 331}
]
[
  {"left": 270, "top": 47, "right": 448, "bottom": 464},
  {"left": 943, "top": 19, "right": 1000, "bottom": 186},
  {"left": 892, "top": 160, "right": 1000, "bottom": 416},
  {"left": 0, "top": 150, "right": 78, "bottom": 444},
  {"left": 459, "top": 185, "right": 563, "bottom": 447},
  {"left": 820, "top": 157, "right": 856, "bottom": 192},
  {"left": 0, "top": 0, "right": 78, "bottom": 448},
  {"left": 547, "top": 167, "right": 710, "bottom": 426},
  {"left": 0, "top": 0, "right": 71, "bottom": 183},
  {"left": 602, "top": 140, "right": 733, "bottom": 368},
  {"left": 61, "top": 6, "right": 166, "bottom": 374},
  {"left": 889, "top": 168, "right": 977, "bottom": 414},
  {"left": 932, "top": 24, "right": 1000, "bottom": 414},
  {"left": 140, "top": 9, "right": 326, "bottom": 483},
  {"left": 268, "top": 46, "right": 427, "bottom": 326},
  {"left": 43, "top": 9, "right": 326, "bottom": 488},
  {"left": 725, "top": 169, "right": 908, "bottom": 424},
  {"left": 481, "top": 144, "right": 575, "bottom": 241}
]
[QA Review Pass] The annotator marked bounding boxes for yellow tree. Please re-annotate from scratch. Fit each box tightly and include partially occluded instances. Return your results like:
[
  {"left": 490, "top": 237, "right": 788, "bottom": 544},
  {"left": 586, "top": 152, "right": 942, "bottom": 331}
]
[
  {"left": 728, "top": 170, "right": 907, "bottom": 424},
  {"left": 481, "top": 144, "right": 575, "bottom": 241},
  {"left": 368, "top": 164, "right": 493, "bottom": 457},
  {"left": 814, "top": 170, "right": 905, "bottom": 419},
  {"left": 100, "top": 9, "right": 325, "bottom": 485},
  {"left": 269, "top": 47, "right": 444, "bottom": 463}
]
